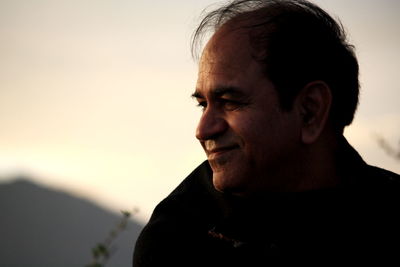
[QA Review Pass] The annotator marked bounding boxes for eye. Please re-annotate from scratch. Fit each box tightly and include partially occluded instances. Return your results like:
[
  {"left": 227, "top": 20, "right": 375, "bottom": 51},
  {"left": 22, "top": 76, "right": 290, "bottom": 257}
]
[
  {"left": 196, "top": 100, "right": 207, "bottom": 111},
  {"left": 220, "top": 99, "right": 242, "bottom": 111}
]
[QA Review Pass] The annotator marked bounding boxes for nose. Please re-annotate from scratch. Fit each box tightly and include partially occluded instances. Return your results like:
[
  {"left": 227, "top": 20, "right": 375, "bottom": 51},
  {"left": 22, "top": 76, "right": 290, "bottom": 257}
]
[{"left": 196, "top": 107, "right": 228, "bottom": 141}]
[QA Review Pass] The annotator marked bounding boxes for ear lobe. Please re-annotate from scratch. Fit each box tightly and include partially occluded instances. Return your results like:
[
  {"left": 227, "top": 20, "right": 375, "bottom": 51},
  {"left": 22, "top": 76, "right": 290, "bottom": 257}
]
[{"left": 296, "top": 81, "right": 332, "bottom": 144}]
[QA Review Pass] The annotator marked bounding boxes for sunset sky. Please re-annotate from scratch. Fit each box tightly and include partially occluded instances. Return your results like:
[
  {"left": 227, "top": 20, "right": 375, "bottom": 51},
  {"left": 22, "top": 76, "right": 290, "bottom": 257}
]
[{"left": 0, "top": 0, "right": 399, "bottom": 223}]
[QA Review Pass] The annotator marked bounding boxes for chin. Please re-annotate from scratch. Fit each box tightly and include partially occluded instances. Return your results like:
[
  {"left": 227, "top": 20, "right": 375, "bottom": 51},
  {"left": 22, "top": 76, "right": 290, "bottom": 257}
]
[{"left": 212, "top": 172, "right": 248, "bottom": 195}]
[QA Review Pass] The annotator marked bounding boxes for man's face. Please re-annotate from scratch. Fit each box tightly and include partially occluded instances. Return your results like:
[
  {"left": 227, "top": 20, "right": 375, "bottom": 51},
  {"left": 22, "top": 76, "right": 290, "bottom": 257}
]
[{"left": 193, "top": 27, "right": 302, "bottom": 195}]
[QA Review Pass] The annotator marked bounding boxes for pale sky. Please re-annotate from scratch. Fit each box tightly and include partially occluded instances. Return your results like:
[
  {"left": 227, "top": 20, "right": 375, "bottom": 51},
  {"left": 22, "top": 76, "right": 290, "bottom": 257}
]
[{"left": 0, "top": 0, "right": 399, "bottom": 223}]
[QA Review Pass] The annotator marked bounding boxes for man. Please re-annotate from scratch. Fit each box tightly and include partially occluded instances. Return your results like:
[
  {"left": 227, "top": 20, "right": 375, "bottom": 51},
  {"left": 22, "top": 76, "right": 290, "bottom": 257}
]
[{"left": 133, "top": 0, "right": 400, "bottom": 266}]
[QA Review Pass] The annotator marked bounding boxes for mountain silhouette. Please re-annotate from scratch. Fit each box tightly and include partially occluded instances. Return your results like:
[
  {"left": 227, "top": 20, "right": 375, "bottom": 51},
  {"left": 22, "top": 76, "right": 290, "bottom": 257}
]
[{"left": 0, "top": 178, "right": 143, "bottom": 267}]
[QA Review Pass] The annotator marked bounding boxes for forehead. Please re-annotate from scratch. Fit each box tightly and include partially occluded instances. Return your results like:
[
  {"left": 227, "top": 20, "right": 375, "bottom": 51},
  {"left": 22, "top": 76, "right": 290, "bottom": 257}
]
[
  {"left": 196, "top": 25, "right": 266, "bottom": 91},
  {"left": 200, "top": 26, "right": 252, "bottom": 69}
]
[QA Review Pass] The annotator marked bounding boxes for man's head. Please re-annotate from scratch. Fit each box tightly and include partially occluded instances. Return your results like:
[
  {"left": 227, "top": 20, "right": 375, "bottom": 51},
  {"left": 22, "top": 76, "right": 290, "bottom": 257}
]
[{"left": 192, "top": 0, "right": 360, "bottom": 195}]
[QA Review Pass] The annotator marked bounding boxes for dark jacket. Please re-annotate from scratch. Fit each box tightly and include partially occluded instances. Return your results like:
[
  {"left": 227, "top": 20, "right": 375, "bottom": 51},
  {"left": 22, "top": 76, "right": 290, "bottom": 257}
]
[{"left": 133, "top": 139, "right": 400, "bottom": 266}]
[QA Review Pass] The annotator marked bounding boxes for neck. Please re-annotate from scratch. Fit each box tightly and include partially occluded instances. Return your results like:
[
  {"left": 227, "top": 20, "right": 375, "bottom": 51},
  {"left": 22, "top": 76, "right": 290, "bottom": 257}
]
[
  {"left": 294, "top": 131, "right": 341, "bottom": 192},
  {"left": 259, "top": 131, "right": 341, "bottom": 194}
]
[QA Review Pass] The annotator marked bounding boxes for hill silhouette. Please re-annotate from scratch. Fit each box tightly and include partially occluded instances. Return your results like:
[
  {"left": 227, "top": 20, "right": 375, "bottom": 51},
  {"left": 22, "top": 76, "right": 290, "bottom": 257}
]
[{"left": 0, "top": 178, "right": 143, "bottom": 267}]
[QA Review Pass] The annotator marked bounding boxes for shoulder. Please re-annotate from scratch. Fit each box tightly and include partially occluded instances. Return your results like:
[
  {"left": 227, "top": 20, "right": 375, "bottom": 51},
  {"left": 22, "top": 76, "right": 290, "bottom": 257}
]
[
  {"left": 339, "top": 137, "right": 400, "bottom": 190},
  {"left": 143, "top": 160, "right": 217, "bottom": 226},
  {"left": 167, "top": 160, "right": 215, "bottom": 199},
  {"left": 133, "top": 161, "right": 222, "bottom": 266},
  {"left": 153, "top": 160, "right": 220, "bottom": 217},
  {"left": 363, "top": 164, "right": 400, "bottom": 189},
  {"left": 352, "top": 164, "right": 400, "bottom": 214}
]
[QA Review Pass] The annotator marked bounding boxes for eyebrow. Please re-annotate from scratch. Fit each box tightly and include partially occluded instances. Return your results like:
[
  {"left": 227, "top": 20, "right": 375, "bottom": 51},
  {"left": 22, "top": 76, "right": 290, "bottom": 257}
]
[{"left": 191, "top": 86, "right": 245, "bottom": 99}]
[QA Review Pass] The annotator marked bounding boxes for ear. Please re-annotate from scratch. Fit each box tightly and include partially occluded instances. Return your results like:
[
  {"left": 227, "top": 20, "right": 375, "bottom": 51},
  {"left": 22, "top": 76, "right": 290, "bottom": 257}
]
[{"left": 294, "top": 81, "right": 332, "bottom": 144}]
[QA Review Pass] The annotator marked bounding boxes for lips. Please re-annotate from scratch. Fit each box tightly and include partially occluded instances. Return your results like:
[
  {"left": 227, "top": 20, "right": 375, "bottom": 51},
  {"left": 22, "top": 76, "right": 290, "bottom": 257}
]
[
  {"left": 203, "top": 140, "right": 240, "bottom": 161},
  {"left": 206, "top": 145, "right": 239, "bottom": 160},
  {"left": 209, "top": 145, "right": 237, "bottom": 154}
]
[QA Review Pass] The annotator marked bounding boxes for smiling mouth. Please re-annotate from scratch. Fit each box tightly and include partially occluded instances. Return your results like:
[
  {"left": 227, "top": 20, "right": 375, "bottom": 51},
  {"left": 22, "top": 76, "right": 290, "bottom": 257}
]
[{"left": 207, "top": 145, "right": 239, "bottom": 158}]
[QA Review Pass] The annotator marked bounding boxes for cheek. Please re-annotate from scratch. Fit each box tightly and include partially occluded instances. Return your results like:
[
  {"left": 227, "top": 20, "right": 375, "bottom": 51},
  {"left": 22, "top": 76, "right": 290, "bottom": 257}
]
[
  {"left": 243, "top": 111, "right": 281, "bottom": 139},
  {"left": 225, "top": 113, "right": 256, "bottom": 140},
  {"left": 238, "top": 111, "right": 298, "bottom": 154},
  {"left": 227, "top": 112, "right": 273, "bottom": 151}
]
